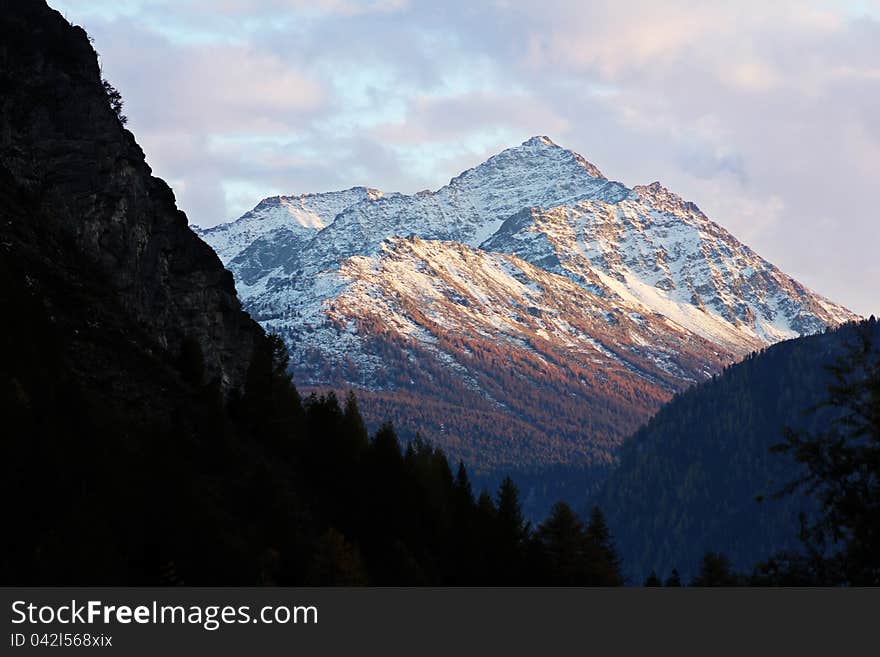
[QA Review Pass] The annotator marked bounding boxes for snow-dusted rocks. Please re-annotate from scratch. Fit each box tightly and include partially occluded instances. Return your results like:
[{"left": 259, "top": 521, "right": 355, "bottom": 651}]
[
  {"left": 194, "top": 187, "right": 383, "bottom": 285},
  {"left": 195, "top": 137, "right": 857, "bottom": 473},
  {"left": 481, "top": 187, "right": 852, "bottom": 352}
]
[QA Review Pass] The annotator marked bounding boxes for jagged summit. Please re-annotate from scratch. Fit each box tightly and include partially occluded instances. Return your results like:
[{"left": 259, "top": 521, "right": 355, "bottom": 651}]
[
  {"left": 518, "top": 135, "right": 606, "bottom": 179},
  {"left": 524, "top": 135, "right": 558, "bottom": 146},
  {"left": 458, "top": 134, "right": 608, "bottom": 182}
]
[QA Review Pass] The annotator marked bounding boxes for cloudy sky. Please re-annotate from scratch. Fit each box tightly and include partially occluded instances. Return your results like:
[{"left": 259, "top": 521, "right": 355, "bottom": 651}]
[{"left": 53, "top": 0, "right": 879, "bottom": 315}]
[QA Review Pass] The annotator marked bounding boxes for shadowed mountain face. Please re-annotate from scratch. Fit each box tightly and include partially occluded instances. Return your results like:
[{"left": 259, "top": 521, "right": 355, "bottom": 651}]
[
  {"left": 0, "top": 1, "right": 273, "bottom": 583},
  {"left": 0, "top": 0, "right": 260, "bottom": 392},
  {"left": 198, "top": 137, "right": 856, "bottom": 476}
]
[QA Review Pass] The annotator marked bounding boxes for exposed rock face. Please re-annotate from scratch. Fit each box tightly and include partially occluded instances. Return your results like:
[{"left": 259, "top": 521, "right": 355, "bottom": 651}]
[{"left": 0, "top": 0, "right": 260, "bottom": 391}]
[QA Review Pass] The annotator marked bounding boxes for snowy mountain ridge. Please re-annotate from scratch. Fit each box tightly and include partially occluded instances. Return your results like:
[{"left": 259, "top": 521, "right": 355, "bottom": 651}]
[{"left": 196, "top": 186, "right": 384, "bottom": 266}]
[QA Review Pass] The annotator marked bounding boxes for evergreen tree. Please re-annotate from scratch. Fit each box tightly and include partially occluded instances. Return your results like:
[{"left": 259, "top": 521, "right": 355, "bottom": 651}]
[
  {"left": 493, "top": 476, "right": 528, "bottom": 582},
  {"left": 454, "top": 461, "right": 473, "bottom": 502},
  {"left": 240, "top": 333, "right": 303, "bottom": 449},
  {"left": 664, "top": 568, "right": 682, "bottom": 587},
  {"left": 341, "top": 390, "right": 369, "bottom": 452},
  {"left": 101, "top": 78, "right": 127, "bottom": 125},
  {"left": 477, "top": 490, "right": 496, "bottom": 516},
  {"left": 585, "top": 506, "right": 623, "bottom": 585},
  {"left": 643, "top": 570, "right": 662, "bottom": 586},
  {"left": 496, "top": 476, "right": 529, "bottom": 545},
  {"left": 690, "top": 552, "right": 739, "bottom": 586},
  {"left": 536, "top": 501, "right": 590, "bottom": 584}
]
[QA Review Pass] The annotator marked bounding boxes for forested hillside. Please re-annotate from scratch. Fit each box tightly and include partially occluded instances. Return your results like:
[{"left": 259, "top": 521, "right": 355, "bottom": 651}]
[{"left": 598, "top": 318, "right": 879, "bottom": 581}]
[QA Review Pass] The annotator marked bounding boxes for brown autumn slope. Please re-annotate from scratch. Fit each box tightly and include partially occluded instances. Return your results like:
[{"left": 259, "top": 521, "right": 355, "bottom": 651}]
[{"left": 297, "top": 237, "right": 733, "bottom": 474}]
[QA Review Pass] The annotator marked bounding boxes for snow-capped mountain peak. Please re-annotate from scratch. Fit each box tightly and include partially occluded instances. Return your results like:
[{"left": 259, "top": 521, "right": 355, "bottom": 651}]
[
  {"left": 282, "top": 137, "right": 628, "bottom": 275},
  {"left": 452, "top": 134, "right": 607, "bottom": 183},
  {"left": 196, "top": 137, "right": 858, "bottom": 472}
]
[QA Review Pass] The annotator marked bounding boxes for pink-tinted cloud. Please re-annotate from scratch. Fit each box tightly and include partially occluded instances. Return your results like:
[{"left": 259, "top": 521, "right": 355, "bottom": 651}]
[{"left": 95, "top": 23, "right": 325, "bottom": 134}]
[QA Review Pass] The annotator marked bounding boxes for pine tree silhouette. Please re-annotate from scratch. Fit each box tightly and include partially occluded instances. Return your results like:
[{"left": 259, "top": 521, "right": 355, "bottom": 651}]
[
  {"left": 664, "top": 569, "right": 682, "bottom": 587},
  {"left": 585, "top": 506, "right": 623, "bottom": 585},
  {"left": 643, "top": 570, "right": 662, "bottom": 586}
]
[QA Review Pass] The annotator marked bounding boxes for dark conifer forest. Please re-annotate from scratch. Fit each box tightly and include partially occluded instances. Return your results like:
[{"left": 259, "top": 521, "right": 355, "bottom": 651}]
[
  {"left": 598, "top": 318, "right": 880, "bottom": 584},
  {"left": 0, "top": 301, "right": 626, "bottom": 585}
]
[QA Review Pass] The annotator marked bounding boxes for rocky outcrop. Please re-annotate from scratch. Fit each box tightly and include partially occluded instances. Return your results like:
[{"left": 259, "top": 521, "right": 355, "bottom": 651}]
[{"left": 0, "top": 0, "right": 260, "bottom": 391}]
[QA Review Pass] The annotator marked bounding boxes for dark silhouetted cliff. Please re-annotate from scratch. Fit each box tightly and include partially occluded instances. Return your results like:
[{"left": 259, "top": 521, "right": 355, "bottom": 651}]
[{"left": 0, "top": 0, "right": 260, "bottom": 393}]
